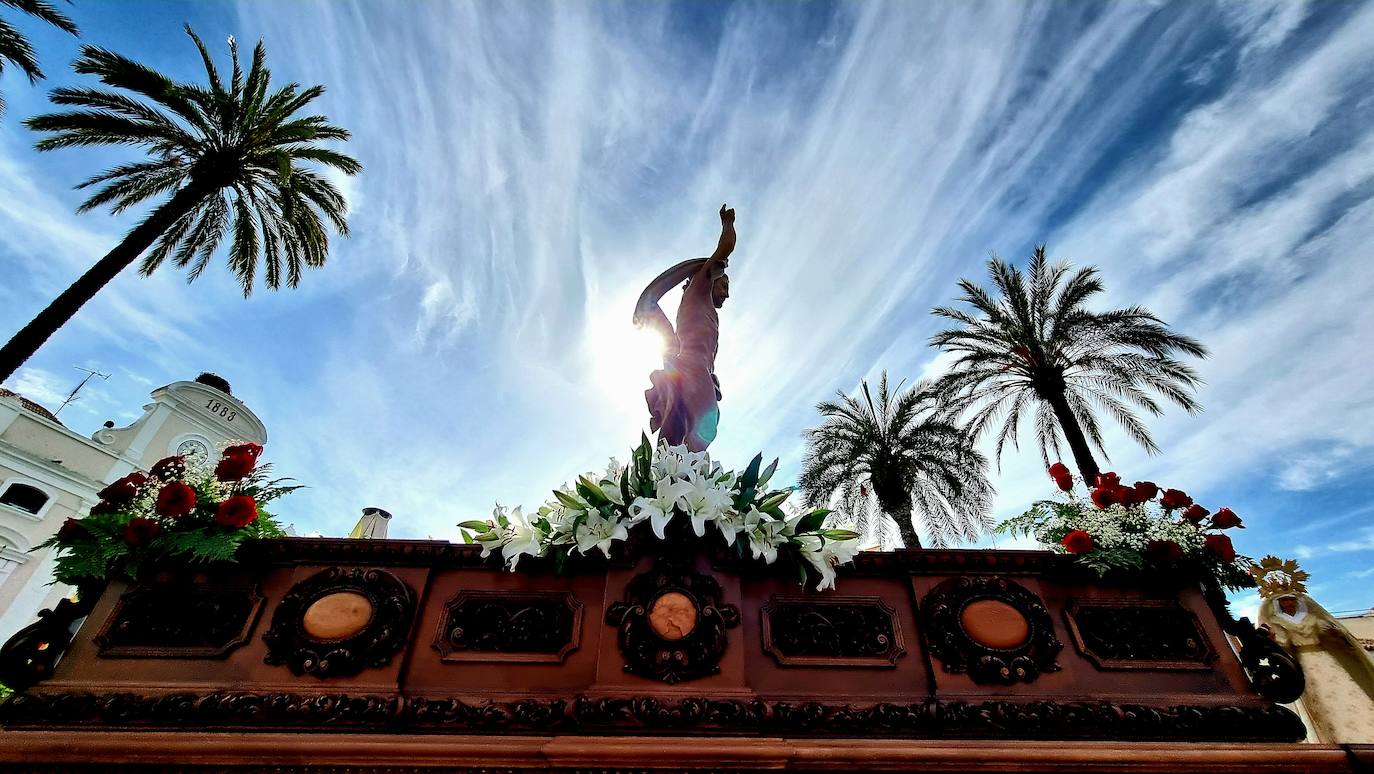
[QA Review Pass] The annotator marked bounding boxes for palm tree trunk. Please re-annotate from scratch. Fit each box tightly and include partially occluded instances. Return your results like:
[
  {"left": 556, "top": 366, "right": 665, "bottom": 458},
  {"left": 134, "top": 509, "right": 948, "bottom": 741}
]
[
  {"left": 1043, "top": 387, "right": 1100, "bottom": 485},
  {"left": 876, "top": 490, "right": 921, "bottom": 549},
  {"left": 0, "top": 183, "right": 208, "bottom": 384}
]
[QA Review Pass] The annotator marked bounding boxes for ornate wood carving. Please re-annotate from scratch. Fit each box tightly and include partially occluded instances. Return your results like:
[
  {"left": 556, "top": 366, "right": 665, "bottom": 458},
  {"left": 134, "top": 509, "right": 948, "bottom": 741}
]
[
  {"left": 433, "top": 590, "right": 582, "bottom": 663},
  {"left": 605, "top": 556, "right": 740, "bottom": 683},
  {"left": 0, "top": 689, "right": 1307, "bottom": 742},
  {"left": 262, "top": 567, "right": 415, "bottom": 678},
  {"left": 760, "top": 595, "right": 905, "bottom": 667},
  {"left": 921, "top": 575, "right": 1061, "bottom": 684},
  {"left": 1065, "top": 599, "right": 1214, "bottom": 670},
  {"left": 93, "top": 584, "right": 263, "bottom": 658}
]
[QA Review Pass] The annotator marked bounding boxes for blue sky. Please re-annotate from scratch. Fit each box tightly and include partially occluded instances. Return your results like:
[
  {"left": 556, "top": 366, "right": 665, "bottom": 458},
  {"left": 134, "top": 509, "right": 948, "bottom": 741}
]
[{"left": 2, "top": 1, "right": 1372, "bottom": 617}]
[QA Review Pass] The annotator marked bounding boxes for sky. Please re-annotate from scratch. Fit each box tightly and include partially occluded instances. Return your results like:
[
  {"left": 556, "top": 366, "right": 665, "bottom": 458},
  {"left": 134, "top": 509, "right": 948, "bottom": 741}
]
[{"left": 1, "top": 1, "right": 1372, "bottom": 618}]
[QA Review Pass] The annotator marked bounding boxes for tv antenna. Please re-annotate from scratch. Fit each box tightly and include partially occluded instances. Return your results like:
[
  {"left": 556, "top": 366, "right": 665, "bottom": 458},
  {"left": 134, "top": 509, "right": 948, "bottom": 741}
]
[{"left": 54, "top": 366, "right": 110, "bottom": 417}]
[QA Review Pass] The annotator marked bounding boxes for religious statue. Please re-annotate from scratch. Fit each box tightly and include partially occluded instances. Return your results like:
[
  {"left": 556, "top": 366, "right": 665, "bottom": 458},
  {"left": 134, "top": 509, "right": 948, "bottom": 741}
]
[
  {"left": 1254, "top": 556, "right": 1374, "bottom": 743},
  {"left": 633, "top": 204, "right": 735, "bottom": 451}
]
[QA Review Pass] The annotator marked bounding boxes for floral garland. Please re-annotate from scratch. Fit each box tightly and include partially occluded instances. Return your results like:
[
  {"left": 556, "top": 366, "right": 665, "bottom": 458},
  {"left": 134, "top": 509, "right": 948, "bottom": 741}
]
[
  {"left": 458, "top": 436, "right": 862, "bottom": 590},
  {"left": 40, "top": 443, "right": 295, "bottom": 586},
  {"left": 997, "top": 463, "right": 1252, "bottom": 590}
]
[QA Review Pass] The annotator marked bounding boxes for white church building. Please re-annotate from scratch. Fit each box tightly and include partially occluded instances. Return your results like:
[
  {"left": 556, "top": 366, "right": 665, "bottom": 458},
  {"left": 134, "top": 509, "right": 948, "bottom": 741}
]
[{"left": 0, "top": 373, "right": 266, "bottom": 639}]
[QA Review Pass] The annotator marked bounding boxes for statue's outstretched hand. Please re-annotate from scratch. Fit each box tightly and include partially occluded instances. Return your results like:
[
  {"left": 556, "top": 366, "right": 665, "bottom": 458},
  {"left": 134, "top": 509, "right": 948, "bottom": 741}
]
[{"left": 719, "top": 203, "right": 735, "bottom": 226}]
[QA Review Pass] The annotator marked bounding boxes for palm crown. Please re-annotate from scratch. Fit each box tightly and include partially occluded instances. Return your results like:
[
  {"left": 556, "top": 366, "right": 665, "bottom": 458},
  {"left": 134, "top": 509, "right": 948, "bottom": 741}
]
[
  {"left": 25, "top": 26, "right": 359, "bottom": 294},
  {"left": 0, "top": 0, "right": 79, "bottom": 114},
  {"left": 930, "top": 247, "right": 1207, "bottom": 484},
  {"left": 0, "top": 25, "right": 359, "bottom": 383},
  {"left": 800, "top": 373, "right": 993, "bottom": 549}
]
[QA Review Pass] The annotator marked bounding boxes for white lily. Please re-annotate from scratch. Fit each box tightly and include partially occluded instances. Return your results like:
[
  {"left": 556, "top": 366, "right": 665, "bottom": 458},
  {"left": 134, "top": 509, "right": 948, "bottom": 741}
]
[
  {"left": 575, "top": 510, "right": 628, "bottom": 558},
  {"left": 628, "top": 476, "right": 693, "bottom": 539},
  {"left": 681, "top": 471, "right": 735, "bottom": 536},
  {"left": 713, "top": 505, "right": 748, "bottom": 546},
  {"left": 794, "top": 533, "right": 861, "bottom": 591},
  {"left": 743, "top": 507, "right": 789, "bottom": 564},
  {"left": 500, "top": 506, "right": 544, "bottom": 569}
]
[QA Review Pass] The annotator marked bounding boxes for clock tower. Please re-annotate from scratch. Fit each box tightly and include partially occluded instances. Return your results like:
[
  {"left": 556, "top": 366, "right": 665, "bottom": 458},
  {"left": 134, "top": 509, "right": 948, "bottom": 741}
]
[{"left": 91, "top": 372, "right": 267, "bottom": 474}]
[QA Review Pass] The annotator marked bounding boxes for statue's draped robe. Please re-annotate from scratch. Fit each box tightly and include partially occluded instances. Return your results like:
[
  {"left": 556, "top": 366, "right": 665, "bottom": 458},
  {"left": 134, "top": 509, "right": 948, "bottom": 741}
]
[
  {"left": 1260, "top": 594, "right": 1374, "bottom": 743},
  {"left": 646, "top": 280, "right": 721, "bottom": 451}
]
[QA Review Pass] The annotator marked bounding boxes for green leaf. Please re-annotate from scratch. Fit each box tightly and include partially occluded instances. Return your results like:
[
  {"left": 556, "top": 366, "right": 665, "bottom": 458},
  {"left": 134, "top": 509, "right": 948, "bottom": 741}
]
[
  {"left": 757, "top": 458, "right": 779, "bottom": 489},
  {"left": 553, "top": 490, "right": 586, "bottom": 511},
  {"left": 457, "top": 520, "right": 492, "bottom": 534},
  {"left": 576, "top": 476, "right": 610, "bottom": 508},
  {"left": 739, "top": 453, "right": 763, "bottom": 494},
  {"left": 820, "top": 528, "right": 861, "bottom": 541},
  {"left": 620, "top": 468, "right": 633, "bottom": 507},
  {"left": 794, "top": 508, "right": 832, "bottom": 534}
]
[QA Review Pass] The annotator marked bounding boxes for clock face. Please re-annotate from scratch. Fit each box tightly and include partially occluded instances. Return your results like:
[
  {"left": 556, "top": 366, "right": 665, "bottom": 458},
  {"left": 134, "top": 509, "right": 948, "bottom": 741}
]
[{"left": 176, "top": 439, "right": 210, "bottom": 463}]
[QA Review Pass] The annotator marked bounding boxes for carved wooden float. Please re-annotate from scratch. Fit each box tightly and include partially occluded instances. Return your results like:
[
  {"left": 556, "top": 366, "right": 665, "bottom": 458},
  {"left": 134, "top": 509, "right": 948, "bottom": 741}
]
[{"left": 2, "top": 538, "right": 1359, "bottom": 772}]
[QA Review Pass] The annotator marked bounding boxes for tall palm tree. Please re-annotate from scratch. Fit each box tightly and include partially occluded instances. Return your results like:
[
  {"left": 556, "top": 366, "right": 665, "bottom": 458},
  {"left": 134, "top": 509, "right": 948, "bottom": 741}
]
[
  {"left": 0, "top": 0, "right": 79, "bottom": 115},
  {"left": 930, "top": 247, "right": 1207, "bottom": 485},
  {"left": 800, "top": 373, "right": 993, "bottom": 549},
  {"left": 0, "top": 26, "right": 359, "bottom": 382}
]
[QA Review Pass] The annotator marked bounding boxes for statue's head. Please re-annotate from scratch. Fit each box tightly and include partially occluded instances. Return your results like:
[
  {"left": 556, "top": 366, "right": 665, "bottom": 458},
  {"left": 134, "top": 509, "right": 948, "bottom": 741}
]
[
  {"left": 712, "top": 273, "right": 730, "bottom": 308},
  {"left": 1278, "top": 595, "right": 1300, "bottom": 616}
]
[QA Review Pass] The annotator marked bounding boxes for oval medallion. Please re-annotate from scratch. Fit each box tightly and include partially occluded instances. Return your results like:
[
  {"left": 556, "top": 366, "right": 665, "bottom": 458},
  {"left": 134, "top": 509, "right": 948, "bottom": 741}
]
[
  {"left": 648, "top": 591, "right": 698, "bottom": 641},
  {"left": 961, "top": 599, "right": 1030, "bottom": 649},
  {"left": 302, "top": 591, "right": 374, "bottom": 641}
]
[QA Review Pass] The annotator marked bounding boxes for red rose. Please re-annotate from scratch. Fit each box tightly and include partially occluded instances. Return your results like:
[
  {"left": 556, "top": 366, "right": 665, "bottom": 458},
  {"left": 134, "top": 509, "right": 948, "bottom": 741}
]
[
  {"left": 150, "top": 455, "right": 188, "bottom": 481},
  {"left": 1210, "top": 507, "right": 1243, "bottom": 529},
  {"left": 1145, "top": 539, "right": 1183, "bottom": 562},
  {"left": 1114, "top": 485, "right": 1138, "bottom": 506},
  {"left": 1182, "top": 504, "right": 1209, "bottom": 523},
  {"left": 1204, "top": 533, "right": 1236, "bottom": 563},
  {"left": 89, "top": 500, "right": 118, "bottom": 515},
  {"left": 1095, "top": 472, "right": 1121, "bottom": 489},
  {"left": 1133, "top": 481, "right": 1159, "bottom": 501},
  {"left": 56, "top": 518, "right": 86, "bottom": 542},
  {"left": 123, "top": 517, "right": 162, "bottom": 546},
  {"left": 1090, "top": 487, "right": 1116, "bottom": 509},
  {"left": 215, "top": 495, "right": 259, "bottom": 528},
  {"left": 215, "top": 452, "right": 257, "bottom": 482},
  {"left": 223, "top": 442, "right": 264, "bottom": 460},
  {"left": 154, "top": 482, "right": 198, "bottom": 518},
  {"left": 1159, "top": 488, "right": 1193, "bottom": 510},
  {"left": 1048, "top": 463, "right": 1070, "bottom": 480},
  {"left": 1053, "top": 473, "right": 1074, "bottom": 492},
  {"left": 1061, "top": 529, "right": 1095, "bottom": 554},
  {"left": 98, "top": 472, "right": 149, "bottom": 505}
]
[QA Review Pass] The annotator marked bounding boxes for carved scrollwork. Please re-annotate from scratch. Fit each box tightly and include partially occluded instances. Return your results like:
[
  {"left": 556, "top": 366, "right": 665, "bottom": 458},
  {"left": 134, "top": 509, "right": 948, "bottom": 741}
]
[
  {"left": 605, "top": 556, "right": 740, "bottom": 684},
  {"left": 94, "top": 584, "right": 263, "bottom": 658},
  {"left": 262, "top": 567, "right": 415, "bottom": 678},
  {"left": 0, "top": 689, "right": 1307, "bottom": 742},
  {"left": 433, "top": 590, "right": 582, "bottom": 663},
  {"left": 760, "top": 595, "right": 905, "bottom": 667},
  {"left": 1065, "top": 599, "right": 1214, "bottom": 670},
  {"left": 921, "top": 576, "right": 1061, "bottom": 684}
]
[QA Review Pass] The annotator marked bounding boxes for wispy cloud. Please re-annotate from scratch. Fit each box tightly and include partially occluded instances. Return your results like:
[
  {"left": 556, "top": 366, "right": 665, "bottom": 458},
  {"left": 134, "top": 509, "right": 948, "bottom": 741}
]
[{"left": 1, "top": 2, "right": 1371, "bottom": 613}]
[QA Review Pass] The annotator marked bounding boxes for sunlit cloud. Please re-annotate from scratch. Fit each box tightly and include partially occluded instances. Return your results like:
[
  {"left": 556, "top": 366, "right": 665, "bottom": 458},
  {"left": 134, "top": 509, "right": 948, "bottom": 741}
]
[{"left": 1, "top": 1, "right": 1372, "bottom": 615}]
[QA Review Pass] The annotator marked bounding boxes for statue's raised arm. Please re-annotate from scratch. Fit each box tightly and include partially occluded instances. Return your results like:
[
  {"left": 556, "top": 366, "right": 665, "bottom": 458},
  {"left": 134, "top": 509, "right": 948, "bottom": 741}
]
[{"left": 634, "top": 205, "right": 735, "bottom": 451}]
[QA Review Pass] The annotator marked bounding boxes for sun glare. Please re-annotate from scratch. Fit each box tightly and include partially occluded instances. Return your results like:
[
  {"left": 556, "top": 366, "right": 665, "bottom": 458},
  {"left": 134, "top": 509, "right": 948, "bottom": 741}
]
[{"left": 588, "top": 311, "right": 668, "bottom": 402}]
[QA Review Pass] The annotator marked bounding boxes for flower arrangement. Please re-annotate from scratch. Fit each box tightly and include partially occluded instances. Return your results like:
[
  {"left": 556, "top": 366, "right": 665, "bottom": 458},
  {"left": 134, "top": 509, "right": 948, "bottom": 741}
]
[
  {"left": 458, "top": 436, "right": 862, "bottom": 590},
  {"left": 39, "top": 443, "right": 296, "bottom": 586},
  {"left": 998, "top": 463, "right": 1252, "bottom": 590}
]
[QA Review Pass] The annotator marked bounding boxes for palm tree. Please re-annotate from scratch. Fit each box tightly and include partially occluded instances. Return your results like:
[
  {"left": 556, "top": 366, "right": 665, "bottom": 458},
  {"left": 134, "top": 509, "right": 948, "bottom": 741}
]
[
  {"left": 930, "top": 247, "right": 1207, "bottom": 485},
  {"left": 800, "top": 373, "right": 993, "bottom": 549},
  {"left": 0, "top": 26, "right": 359, "bottom": 382},
  {"left": 0, "top": 0, "right": 79, "bottom": 115}
]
